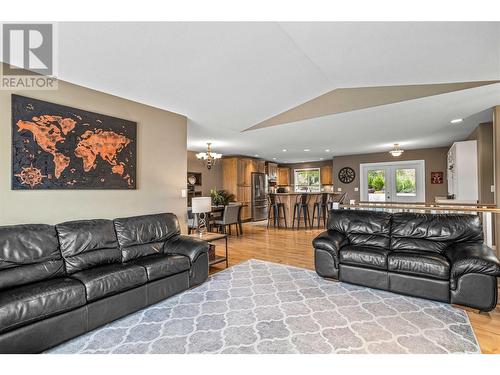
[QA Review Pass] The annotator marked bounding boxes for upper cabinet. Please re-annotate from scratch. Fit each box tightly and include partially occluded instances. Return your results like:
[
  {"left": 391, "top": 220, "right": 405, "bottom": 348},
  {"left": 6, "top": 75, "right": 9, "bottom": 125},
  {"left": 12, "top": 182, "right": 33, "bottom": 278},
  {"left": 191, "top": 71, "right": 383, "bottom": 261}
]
[
  {"left": 320, "top": 165, "right": 333, "bottom": 185},
  {"left": 277, "top": 167, "right": 290, "bottom": 186},
  {"left": 266, "top": 162, "right": 278, "bottom": 181}
]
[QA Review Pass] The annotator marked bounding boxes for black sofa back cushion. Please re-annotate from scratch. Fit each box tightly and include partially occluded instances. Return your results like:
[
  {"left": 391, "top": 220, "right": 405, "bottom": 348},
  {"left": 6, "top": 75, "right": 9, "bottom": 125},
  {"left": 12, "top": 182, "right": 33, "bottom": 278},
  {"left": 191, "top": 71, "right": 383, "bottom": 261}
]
[
  {"left": 327, "top": 209, "right": 392, "bottom": 249},
  {"left": 0, "top": 224, "right": 64, "bottom": 290},
  {"left": 114, "top": 213, "right": 181, "bottom": 262},
  {"left": 390, "top": 213, "right": 484, "bottom": 254},
  {"left": 56, "top": 219, "right": 121, "bottom": 274}
]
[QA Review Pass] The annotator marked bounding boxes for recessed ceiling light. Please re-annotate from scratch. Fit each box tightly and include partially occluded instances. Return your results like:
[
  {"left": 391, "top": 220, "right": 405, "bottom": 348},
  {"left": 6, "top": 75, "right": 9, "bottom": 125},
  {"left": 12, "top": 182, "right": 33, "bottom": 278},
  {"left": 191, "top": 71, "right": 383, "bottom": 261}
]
[
  {"left": 254, "top": 154, "right": 259, "bottom": 157},
  {"left": 319, "top": 158, "right": 324, "bottom": 160},
  {"left": 450, "top": 118, "right": 463, "bottom": 124},
  {"left": 304, "top": 149, "right": 310, "bottom": 152},
  {"left": 282, "top": 149, "right": 287, "bottom": 152},
  {"left": 325, "top": 149, "right": 331, "bottom": 152},
  {"left": 273, "top": 157, "right": 276, "bottom": 160}
]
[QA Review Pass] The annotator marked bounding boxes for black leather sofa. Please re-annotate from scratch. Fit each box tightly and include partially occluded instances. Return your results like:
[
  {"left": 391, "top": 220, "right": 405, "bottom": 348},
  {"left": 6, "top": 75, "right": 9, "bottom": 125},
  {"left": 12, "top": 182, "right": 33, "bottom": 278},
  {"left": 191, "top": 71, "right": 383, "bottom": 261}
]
[
  {"left": 313, "top": 210, "right": 500, "bottom": 312},
  {"left": 0, "top": 213, "right": 209, "bottom": 353}
]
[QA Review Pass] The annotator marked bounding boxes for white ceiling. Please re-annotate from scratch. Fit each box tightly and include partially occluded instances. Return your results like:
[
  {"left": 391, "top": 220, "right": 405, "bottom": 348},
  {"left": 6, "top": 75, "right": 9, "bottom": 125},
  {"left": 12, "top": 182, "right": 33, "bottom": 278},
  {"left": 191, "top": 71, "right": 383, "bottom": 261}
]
[{"left": 56, "top": 22, "right": 500, "bottom": 162}]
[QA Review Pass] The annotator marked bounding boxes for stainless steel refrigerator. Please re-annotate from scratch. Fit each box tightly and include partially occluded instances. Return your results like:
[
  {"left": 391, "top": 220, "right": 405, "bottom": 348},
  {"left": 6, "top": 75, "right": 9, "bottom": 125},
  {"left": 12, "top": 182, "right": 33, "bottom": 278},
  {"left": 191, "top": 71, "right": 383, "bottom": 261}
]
[{"left": 251, "top": 172, "right": 268, "bottom": 221}]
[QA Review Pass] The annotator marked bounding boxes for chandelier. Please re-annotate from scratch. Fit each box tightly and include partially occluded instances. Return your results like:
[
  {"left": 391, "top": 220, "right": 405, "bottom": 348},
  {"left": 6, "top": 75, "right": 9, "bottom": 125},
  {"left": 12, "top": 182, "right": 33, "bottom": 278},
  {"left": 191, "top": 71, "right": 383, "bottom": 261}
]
[
  {"left": 196, "top": 142, "right": 222, "bottom": 170},
  {"left": 389, "top": 143, "right": 404, "bottom": 157}
]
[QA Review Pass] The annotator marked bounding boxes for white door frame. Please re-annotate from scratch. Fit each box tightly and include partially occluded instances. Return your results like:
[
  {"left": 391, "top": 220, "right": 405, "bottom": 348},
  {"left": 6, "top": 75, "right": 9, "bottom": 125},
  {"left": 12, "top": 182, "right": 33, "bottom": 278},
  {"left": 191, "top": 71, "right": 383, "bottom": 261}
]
[{"left": 360, "top": 160, "right": 426, "bottom": 203}]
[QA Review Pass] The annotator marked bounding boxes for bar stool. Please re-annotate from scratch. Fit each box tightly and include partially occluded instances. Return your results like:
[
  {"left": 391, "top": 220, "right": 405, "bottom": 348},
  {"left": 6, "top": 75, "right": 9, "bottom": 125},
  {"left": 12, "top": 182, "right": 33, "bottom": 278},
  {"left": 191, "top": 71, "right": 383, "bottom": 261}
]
[
  {"left": 312, "top": 193, "right": 329, "bottom": 228},
  {"left": 292, "top": 193, "right": 311, "bottom": 230},
  {"left": 326, "top": 192, "right": 347, "bottom": 221},
  {"left": 267, "top": 193, "right": 287, "bottom": 228}
]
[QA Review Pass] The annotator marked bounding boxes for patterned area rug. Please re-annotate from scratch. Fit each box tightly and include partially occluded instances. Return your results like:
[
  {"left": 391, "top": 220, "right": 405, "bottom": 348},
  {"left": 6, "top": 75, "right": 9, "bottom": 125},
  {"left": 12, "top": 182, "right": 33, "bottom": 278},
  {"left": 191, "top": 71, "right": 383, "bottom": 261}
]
[{"left": 48, "top": 259, "right": 480, "bottom": 354}]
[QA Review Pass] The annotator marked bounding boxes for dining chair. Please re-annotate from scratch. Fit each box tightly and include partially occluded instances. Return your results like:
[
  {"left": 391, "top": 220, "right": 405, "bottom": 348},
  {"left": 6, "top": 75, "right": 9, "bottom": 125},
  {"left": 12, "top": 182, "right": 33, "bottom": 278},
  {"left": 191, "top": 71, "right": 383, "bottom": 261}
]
[{"left": 214, "top": 203, "right": 242, "bottom": 235}]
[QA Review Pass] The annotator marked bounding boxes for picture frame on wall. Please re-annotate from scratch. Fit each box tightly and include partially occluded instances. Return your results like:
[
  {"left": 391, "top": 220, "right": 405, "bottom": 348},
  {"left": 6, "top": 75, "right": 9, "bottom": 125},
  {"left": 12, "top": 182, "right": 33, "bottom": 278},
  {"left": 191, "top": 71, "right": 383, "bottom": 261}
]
[
  {"left": 431, "top": 171, "right": 444, "bottom": 184},
  {"left": 12, "top": 94, "right": 137, "bottom": 190}
]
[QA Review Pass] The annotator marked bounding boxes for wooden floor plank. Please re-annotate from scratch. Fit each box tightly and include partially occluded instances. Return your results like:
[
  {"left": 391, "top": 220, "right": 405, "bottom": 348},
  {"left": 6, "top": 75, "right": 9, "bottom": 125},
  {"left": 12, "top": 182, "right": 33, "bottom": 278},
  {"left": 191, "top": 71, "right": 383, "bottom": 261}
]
[{"left": 208, "top": 221, "right": 500, "bottom": 354}]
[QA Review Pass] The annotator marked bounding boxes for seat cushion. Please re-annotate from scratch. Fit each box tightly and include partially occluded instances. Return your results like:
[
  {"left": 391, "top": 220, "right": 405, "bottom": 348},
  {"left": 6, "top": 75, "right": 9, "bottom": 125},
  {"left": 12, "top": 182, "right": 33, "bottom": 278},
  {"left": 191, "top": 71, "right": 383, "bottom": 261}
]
[
  {"left": 70, "top": 264, "right": 147, "bottom": 302},
  {"left": 339, "top": 245, "right": 389, "bottom": 270},
  {"left": 130, "top": 254, "right": 190, "bottom": 282},
  {"left": 388, "top": 251, "right": 450, "bottom": 280},
  {"left": 0, "top": 278, "right": 86, "bottom": 334}
]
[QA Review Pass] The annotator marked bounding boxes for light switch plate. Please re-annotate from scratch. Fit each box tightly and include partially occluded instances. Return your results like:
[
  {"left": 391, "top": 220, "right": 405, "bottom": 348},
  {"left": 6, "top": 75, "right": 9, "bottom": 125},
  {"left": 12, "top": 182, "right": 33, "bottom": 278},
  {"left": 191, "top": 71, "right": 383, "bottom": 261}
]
[
  {"left": 337, "top": 188, "right": 342, "bottom": 192},
  {"left": 491, "top": 185, "right": 495, "bottom": 193},
  {"left": 354, "top": 187, "right": 359, "bottom": 192}
]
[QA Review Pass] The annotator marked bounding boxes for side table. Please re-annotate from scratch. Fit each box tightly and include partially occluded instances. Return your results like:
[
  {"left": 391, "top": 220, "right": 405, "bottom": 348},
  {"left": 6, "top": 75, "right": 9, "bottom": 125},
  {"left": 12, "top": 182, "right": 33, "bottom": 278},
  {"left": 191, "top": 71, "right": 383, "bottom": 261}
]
[{"left": 188, "top": 231, "right": 228, "bottom": 268}]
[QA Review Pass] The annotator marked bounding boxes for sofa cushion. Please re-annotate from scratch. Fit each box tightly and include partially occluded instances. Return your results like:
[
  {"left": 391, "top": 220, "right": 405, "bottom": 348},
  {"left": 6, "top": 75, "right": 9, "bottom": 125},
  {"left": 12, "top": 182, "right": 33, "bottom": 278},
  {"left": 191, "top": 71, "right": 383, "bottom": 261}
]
[
  {"left": 70, "top": 263, "right": 147, "bottom": 302},
  {"left": 114, "top": 213, "right": 181, "bottom": 262},
  {"left": 328, "top": 209, "right": 392, "bottom": 249},
  {"left": 56, "top": 219, "right": 121, "bottom": 274},
  {"left": 131, "top": 254, "right": 190, "bottom": 282},
  {"left": 0, "top": 224, "right": 65, "bottom": 291},
  {"left": 390, "top": 213, "right": 483, "bottom": 254},
  {"left": 388, "top": 251, "right": 450, "bottom": 280},
  {"left": 339, "top": 245, "right": 389, "bottom": 270},
  {"left": 0, "top": 278, "right": 86, "bottom": 334}
]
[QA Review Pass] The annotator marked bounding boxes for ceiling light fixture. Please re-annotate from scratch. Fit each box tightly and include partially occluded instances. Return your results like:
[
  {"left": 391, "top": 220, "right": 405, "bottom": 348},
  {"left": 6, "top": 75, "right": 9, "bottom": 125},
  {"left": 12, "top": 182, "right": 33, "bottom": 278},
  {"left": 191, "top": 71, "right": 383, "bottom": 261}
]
[
  {"left": 450, "top": 118, "right": 463, "bottom": 124},
  {"left": 389, "top": 143, "right": 404, "bottom": 157},
  {"left": 196, "top": 143, "right": 222, "bottom": 170},
  {"left": 304, "top": 149, "right": 310, "bottom": 152},
  {"left": 282, "top": 149, "right": 287, "bottom": 152},
  {"left": 325, "top": 149, "right": 331, "bottom": 152}
]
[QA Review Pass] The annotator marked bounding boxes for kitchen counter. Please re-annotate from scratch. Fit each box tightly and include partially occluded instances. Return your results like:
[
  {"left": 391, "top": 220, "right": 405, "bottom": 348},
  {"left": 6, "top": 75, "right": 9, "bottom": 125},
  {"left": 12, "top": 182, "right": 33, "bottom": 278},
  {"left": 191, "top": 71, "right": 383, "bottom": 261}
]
[{"left": 273, "top": 192, "right": 323, "bottom": 195}]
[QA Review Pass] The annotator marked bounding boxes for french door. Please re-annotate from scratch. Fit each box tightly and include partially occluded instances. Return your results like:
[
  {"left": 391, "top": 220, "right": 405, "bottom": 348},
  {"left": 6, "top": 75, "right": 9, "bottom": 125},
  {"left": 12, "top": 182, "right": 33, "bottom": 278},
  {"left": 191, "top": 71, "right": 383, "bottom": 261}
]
[{"left": 360, "top": 160, "right": 425, "bottom": 203}]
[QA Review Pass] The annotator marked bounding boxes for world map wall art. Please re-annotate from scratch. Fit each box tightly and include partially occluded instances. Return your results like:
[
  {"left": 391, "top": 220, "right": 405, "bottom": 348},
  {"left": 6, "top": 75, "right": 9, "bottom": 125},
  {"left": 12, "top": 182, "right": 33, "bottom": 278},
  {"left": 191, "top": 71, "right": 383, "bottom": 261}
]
[{"left": 12, "top": 95, "right": 137, "bottom": 189}]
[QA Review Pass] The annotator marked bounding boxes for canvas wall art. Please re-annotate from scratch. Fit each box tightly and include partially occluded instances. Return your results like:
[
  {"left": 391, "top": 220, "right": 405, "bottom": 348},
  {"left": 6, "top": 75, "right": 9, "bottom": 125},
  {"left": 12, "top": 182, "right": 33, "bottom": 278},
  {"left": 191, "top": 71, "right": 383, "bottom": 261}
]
[
  {"left": 12, "top": 95, "right": 137, "bottom": 189},
  {"left": 431, "top": 171, "right": 444, "bottom": 184}
]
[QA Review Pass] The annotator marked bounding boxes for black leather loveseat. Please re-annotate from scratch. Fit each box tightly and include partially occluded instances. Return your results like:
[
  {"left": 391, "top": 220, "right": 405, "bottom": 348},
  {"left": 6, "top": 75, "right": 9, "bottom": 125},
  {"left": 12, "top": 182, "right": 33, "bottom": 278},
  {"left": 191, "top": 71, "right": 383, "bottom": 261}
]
[
  {"left": 0, "top": 213, "right": 209, "bottom": 353},
  {"left": 313, "top": 209, "right": 500, "bottom": 311}
]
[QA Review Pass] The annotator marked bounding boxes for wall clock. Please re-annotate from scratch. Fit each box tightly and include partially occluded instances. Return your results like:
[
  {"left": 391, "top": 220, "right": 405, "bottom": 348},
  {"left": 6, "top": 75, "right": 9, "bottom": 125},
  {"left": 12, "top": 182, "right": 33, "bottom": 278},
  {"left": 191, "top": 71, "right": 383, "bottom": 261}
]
[{"left": 338, "top": 167, "right": 355, "bottom": 184}]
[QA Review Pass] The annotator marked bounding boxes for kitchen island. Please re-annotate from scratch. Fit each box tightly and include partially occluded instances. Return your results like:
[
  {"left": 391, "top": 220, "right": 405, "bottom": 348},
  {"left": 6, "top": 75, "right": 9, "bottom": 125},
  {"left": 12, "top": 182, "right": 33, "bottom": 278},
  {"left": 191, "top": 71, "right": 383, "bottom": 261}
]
[{"left": 271, "top": 192, "right": 325, "bottom": 228}]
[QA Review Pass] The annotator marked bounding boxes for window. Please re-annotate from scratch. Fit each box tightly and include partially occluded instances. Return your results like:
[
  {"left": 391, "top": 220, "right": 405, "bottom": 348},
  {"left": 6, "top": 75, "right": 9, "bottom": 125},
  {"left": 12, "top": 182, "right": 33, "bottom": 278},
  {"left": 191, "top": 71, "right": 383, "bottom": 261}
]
[
  {"left": 294, "top": 168, "right": 320, "bottom": 192},
  {"left": 395, "top": 168, "right": 417, "bottom": 197}
]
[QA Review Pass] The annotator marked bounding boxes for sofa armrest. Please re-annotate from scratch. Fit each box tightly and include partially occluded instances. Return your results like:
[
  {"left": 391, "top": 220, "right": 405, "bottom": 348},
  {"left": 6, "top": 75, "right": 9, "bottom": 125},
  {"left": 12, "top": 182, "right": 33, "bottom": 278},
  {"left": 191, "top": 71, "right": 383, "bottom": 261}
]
[
  {"left": 164, "top": 235, "right": 209, "bottom": 264},
  {"left": 312, "top": 230, "right": 348, "bottom": 259},
  {"left": 445, "top": 242, "right": 500, "bottom": 283}
]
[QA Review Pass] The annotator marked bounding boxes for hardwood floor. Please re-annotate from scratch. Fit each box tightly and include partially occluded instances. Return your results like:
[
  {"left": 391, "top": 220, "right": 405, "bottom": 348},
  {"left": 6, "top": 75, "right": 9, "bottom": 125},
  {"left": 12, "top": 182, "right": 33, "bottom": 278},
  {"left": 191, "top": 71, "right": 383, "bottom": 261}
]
[{"left": 209, "top": 221, "right": 500, "bottom": 354}]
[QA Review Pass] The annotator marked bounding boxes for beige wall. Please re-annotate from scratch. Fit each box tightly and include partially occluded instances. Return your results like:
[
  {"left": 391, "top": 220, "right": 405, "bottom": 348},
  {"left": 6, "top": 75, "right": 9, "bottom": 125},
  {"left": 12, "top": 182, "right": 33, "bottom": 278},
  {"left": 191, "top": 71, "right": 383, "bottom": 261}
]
[
  {"left": 332, "top": 147, "right": 449, "bottom": 203},
  {"left": 0, "top": 78, "right": 188, "bottom": 231},
  {"left": 187, "top": 150, "right": 223, "bottom": 196},
  {"left": 467, "top": 122, "right": 494, "bottom": 204}
]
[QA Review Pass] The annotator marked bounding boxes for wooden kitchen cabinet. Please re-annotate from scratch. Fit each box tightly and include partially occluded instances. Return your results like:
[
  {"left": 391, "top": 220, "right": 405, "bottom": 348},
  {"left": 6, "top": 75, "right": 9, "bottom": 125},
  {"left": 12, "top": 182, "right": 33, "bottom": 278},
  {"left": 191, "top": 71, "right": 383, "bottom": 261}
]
[
  {"left": 222, "top": 156, "right": 262, "bottom": 221},
  {"left": 320, "top": 165, "right": 333, "bottom": 185},
  {"left": 256, "top": 160, "right": 266, "bottom": 173},
  {"left": 277, "top": 167, "right": 290, "bottom": 186},
  {"left": 266, "top": 162, "right": 278, "bottom": 180}
]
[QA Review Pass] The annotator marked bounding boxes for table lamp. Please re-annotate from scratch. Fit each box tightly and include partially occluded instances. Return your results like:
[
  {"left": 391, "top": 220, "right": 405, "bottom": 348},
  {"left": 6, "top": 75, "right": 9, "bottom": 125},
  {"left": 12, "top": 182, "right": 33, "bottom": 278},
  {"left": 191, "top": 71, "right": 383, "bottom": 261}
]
[{"left": 191, "top": 197, "right": 212, "bottom": 235}]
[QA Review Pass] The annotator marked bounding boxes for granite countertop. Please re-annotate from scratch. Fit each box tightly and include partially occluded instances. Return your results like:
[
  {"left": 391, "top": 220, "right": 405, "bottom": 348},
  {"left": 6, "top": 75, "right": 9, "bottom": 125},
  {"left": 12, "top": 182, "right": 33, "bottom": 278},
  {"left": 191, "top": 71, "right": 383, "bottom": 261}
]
[{"left": 272, "top": 192, "right": 324, "bottom": 195}]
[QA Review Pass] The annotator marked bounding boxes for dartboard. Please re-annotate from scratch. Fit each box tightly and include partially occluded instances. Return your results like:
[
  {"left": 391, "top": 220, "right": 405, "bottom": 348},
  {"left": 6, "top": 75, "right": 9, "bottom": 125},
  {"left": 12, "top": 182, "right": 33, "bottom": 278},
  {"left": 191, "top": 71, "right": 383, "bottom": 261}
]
[{"left": 338, "top": 167, "right": 355, "bottom": 184}]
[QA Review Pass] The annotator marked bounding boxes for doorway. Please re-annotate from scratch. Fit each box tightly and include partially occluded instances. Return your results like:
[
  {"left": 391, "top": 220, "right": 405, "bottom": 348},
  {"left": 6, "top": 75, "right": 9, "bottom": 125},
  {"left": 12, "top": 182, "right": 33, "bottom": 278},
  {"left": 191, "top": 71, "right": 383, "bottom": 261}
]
[{"left": 360, "top": 160, "right": 425, "bottom": 203}]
